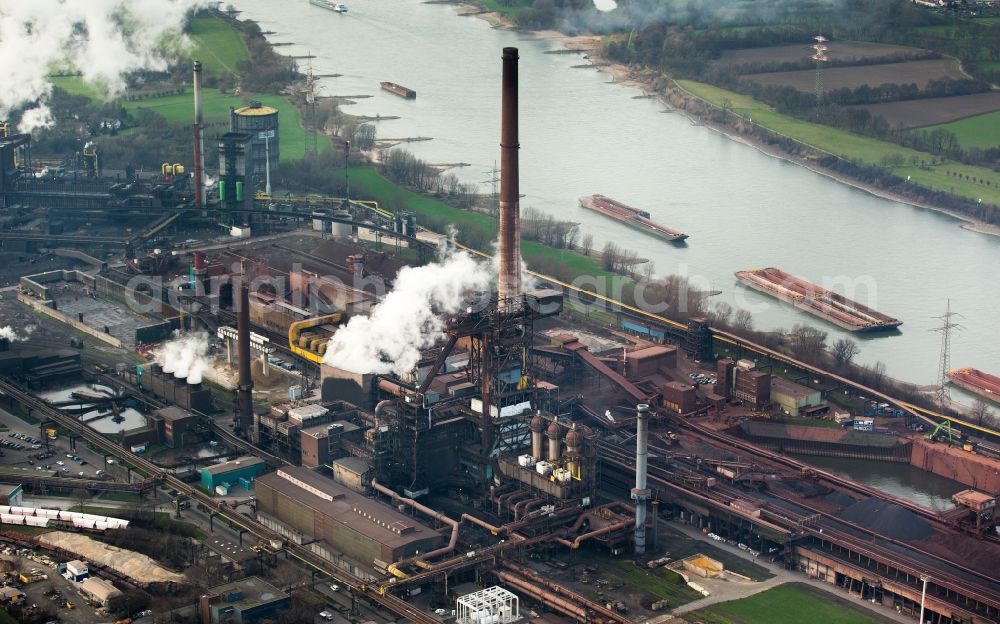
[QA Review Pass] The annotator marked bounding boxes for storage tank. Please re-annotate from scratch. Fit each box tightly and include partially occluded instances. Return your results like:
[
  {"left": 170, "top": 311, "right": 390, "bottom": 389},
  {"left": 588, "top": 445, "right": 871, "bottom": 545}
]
[
  {"left": 230, "top": 101, "right": 280, "bottom": 177},
  {"left": 331, "top": 208, "right": 353, "bottom": 237}
]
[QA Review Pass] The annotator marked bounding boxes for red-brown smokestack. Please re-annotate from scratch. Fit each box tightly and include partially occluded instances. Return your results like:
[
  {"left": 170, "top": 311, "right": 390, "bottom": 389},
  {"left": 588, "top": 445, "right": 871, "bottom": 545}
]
[
  {"left": 192, "top": 60, "right": 205, "bottom": 211},
  {"left": 498, "top": 47, "right": 521, "bottom": 312},
  {"left": 236, "top": 284, "right": 253, "bottom": 436}
]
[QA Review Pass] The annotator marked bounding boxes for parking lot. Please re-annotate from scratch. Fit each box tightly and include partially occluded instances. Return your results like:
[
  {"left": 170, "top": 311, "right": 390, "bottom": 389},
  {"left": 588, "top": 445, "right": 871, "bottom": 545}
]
[{"left": 0, "top": 406, "right": 129, "bottom": 483}]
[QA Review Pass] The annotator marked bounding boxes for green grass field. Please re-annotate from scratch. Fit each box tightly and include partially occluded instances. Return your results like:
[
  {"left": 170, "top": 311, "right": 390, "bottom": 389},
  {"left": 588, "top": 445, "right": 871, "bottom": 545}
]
[
  {"left": 676, "top": 79, "right": 1000, "bottom": 206},
  {"left": 187, "top": 15, "right": 249, "bottom": 76},
  {"left": 690, "top": 584, "right": 883, "bottom": 624},
  {"left": 475, "top": 0, "right": 531, "bottom": 17},
  {"left": 915, "top": 110, "right": 1000, "bottom": 150},
  {"left": 121, "top": 90, "right": 306, "bottom": 160},
  {"left": 349, "top": 166, "right": 614, "bottom": 279}
]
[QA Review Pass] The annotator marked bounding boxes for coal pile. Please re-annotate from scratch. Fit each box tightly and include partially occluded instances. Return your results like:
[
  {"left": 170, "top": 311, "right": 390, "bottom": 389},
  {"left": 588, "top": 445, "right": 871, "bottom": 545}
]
[
  {"left": 840, "top": 498, "right": 933, "bottom": 540},
  {"left": 821, "top": 491, "right": 858, "bottom": 508}
]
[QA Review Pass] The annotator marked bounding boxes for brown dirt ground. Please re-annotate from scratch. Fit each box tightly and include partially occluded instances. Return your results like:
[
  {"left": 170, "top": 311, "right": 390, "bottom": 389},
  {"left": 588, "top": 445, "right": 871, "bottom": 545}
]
[
  {"left": 848, "top": 91, "right": 1000, "bottom": 129},
  {"left": 741, "top": 58, "right": 965, "bottom": 92},
  {"left": 715, "top": 41, "right": 925, "bottom": 68}
]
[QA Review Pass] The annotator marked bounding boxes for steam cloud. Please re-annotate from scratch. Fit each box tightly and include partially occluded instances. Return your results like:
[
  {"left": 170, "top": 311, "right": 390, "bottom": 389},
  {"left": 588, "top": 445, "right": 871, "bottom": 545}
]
[
  {"left": 155, "top": 331, "right": 210, "bottom": 384},
  {"left": 323, "top": 250, "right": 491, "bottom": 375},
  {"left": 0, "top": 0, "right": 207, "bottom": 132},
  {"left": 0, "top": 325, "right": 34, "bottom": 342}
]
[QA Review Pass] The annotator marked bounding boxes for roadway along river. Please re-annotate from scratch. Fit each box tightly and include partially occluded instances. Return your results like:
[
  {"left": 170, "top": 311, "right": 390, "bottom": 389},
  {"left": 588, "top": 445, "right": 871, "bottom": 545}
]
[{"left": 234, "top": 0, "right": 999, "bottom": 392}]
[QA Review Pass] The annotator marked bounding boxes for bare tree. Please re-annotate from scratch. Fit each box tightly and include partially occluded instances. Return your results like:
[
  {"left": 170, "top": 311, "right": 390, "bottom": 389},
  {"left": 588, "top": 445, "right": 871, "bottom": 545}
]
[
  {"left": 709, "top": 301, "right": 733, "bottom": 327},
  {"left": 862, "top": 361, "right": 888, "bottom": 390},
  {"left": 831, "top": 338, "right": 860, "bottom": 368},
  {"left": 580, "top": 233, "right": 593, "bottom": 256},
  {"left": 732, "top": 309, "right": 754, "bottom": 333},
  {"left": 971, "top": 400, "right": 995, "bottom": 427},
  {"left": 789, "top": 324, "right": 828, "bottom": 362},
  {"left": 600, "top": 241, "right": 621, "bottom": 272},
  {"left": 72, "top": 487, "right": 89, "bottom": 514}
]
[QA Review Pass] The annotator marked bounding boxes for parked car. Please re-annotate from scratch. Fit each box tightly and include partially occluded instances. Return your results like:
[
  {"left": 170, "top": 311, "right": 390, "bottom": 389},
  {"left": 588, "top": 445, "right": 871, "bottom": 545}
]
[
  {"left": 319, "top": 610, "right": 334, "bottom": 621},
  {"left": 56, "top": 461, "right": 65, "bottom": 466},
  {"left": 329, "top": 584, "right": 340, "bottom": 592}
]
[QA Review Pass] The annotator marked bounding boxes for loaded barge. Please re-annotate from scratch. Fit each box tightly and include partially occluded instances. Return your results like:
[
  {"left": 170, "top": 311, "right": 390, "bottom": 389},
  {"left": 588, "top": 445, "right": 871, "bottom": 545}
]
[
  {"left": 947, "top": 368, "right": 1000, "bottom": 405},
  {"left": 579, "top": 195, "right": 688, "bottom": 242},
  {"left": 735, "top": 267, "right": 902, "bottom": 332},
  {"left": 380, "top": 82, "right": 416, "bottom": 99}
]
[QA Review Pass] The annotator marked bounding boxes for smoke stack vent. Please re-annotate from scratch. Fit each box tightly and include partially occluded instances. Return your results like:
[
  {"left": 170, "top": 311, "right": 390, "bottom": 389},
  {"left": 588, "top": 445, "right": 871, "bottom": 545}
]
[
  {"left": 192, "top": 60, "right": 205, "bottom": 211},
  {"left": 632, "top": 403, "right": 652, "bottom": 554},
  {"left": 498, "top": 47, "right": 521, "bottom": 312},
  {"left": 236, "top": 285, "right": 254, "bottom": 436}
]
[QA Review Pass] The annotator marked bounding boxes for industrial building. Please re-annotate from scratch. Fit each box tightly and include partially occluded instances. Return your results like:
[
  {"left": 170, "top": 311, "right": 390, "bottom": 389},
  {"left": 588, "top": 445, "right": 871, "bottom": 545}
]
[
  {"left": 255, "top": 466, "right": 445, "bottom": 568},
  {"left": 770, "top": 377, "right": 827, "bottom": 417},
  {"left": 717, "top": 359, "right": 771, "bottom": 410},
  {"left": 253, "top": 399, "right": 365, "bottom": 465},
  {"left": 64, "top": 559, "right": 89, "bottom": 582},
  {"left": 456, "top": 586, "right": 519, "bottom": 624},
  {"left": 198, "top": 576, "right": 290, "bottom": 624},
  {"left": 78, "top": 577, "right": 122, "bottom": 607},
  {"left": 149, "top": 406, "right": 201, "bottom": 448},
  {"left": 200, "top": 457, "right": 267, "bottom": 493},
  {"left": 0, "top": 484, "right": 22, "bottom": 507},
  {"left": 661, "top": 381, "right": 697, "bottom": 414},
  {"left": 132, "top": 364, "right": 214, "bottom": 413}
]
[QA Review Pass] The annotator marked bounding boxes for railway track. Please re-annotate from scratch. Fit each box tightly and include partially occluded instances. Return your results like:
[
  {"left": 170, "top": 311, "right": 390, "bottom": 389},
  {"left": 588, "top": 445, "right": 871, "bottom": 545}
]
[
  {"left": 677, "top": 416, "right": 1000, "bottom": 543},
  {"left": 598, "top": 439, "right": 1000, "bottom": 615},
  {"left": 0, "top": 378, "right": 439, "bottom": 624}
]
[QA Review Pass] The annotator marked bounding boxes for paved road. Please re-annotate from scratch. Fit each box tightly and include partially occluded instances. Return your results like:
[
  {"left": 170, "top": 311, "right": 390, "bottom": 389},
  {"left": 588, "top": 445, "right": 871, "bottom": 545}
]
[{"left": 666, "top": 520, "right": 915, "bottom": 624}]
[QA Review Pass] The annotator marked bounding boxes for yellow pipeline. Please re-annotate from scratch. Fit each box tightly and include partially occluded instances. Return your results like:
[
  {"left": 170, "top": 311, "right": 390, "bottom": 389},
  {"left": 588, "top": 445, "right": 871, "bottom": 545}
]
[
  {"left": 287, "top": 313, "right": 342, "bottom": 364},
  {"left": 386, "top": 563, "right": 409, "bottom": 580}
]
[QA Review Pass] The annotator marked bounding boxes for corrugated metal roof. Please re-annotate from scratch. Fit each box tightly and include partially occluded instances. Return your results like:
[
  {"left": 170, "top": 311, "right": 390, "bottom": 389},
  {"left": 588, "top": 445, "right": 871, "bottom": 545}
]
[{"left": 257, "top": 466, "right": 441, "bottom": 550}]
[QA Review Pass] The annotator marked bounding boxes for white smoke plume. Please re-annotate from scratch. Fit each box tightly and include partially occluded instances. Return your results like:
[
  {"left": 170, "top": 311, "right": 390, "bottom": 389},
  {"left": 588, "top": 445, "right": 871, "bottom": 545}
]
[
  {"left": 0, "top": 0, "right": 207, "bottom": 131},
  {"left": 0, "top": 325, "right": 33, "bottom": 341},
  {"left": 323, "top": 250, "right": 491, "bottom": 375},
  {"left": 154, "top": 330, "right": 210, "bottom": 384}
]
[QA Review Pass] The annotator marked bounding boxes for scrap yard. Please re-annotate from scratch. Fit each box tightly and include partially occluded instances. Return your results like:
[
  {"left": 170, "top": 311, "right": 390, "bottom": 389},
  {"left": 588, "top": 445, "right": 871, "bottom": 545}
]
[{"left": 0, "top": 19, "right": 998, "bottom": 624}]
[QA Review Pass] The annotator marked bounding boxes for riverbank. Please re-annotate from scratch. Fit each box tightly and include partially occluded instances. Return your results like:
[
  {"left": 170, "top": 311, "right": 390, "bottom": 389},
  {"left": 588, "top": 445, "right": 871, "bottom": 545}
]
[{"left": 460, "top": 4, "right": 1000, "bottom": 239}]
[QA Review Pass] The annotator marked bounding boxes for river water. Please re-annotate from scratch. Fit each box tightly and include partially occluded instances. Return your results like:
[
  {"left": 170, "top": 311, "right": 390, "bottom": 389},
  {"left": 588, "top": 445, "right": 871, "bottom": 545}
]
[
  {"left": 790, "top": 453, "right": 962, "bottom": 510},
  {"left": 232, "top": 0, "right": 999, "bottom": 392}
]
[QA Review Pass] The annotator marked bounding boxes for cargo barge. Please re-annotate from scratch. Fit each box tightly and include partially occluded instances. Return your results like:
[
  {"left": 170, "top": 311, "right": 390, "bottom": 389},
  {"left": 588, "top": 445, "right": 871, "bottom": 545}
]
[
  {"left": 309, "top": 0, "right": 348, "bottom": 12},
  {"left": 734, "top": 267, "right": 902, "bottom": 332},
  {"left": 579, "top": 195, "right": 688, "bottom": 242},
  {"left": 380, "top": 82, "right": 416, "bottom": 99},
  {"left": 947, "top": 368, "right": 1000, "bottom": 405}
]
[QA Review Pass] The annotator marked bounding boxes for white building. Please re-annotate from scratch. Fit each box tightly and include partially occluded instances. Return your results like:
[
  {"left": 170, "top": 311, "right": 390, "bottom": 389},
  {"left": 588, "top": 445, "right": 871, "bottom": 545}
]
[{"left": 457, "top": 586, "right": 519, "bottom": 624}]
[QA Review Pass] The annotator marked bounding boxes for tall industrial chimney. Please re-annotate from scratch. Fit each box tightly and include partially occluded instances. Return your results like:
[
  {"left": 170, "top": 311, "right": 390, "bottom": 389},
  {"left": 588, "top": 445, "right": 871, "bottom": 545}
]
[
  {"left": 498, "top": 47, "right": 521, "bottom": 312},
  {"left": 192, "top": 60, "right": 206, "bottom": 211},
  {"left": 632, "top": 403, "right": 652, "bottom": 555},
  {"left": 236, "top": 284, "right": 254, "bottom": 436}
]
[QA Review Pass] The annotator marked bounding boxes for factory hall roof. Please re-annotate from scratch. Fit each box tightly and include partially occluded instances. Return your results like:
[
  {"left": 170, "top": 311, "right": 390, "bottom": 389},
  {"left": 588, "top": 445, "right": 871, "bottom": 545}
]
[
  {"left": 257, "top": 466, "right": 440, "bottom": 550},
  {"left": 205, "top": 576, "right": 287, "bottom": 608},
  {"left": 151, "top": 406, "right": 194, "bottom": 421},
  {"left": 770, "top": 377, "right": 819, "bottom": 399},
  {"left": 202, "top": 456, "right": 267, "bottom": 476}
]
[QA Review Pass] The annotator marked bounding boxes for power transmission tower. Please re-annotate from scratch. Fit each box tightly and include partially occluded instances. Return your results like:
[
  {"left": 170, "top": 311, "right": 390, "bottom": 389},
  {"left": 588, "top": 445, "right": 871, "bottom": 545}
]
[
  {"left": 482, "top": 161, "right": 499, "bottom": 218},
  {"left": 930, "top": 299, "right": 962, "bottom": 405},
  {"left": 811, "top": 35, "right": 829, "bottom": 106}
]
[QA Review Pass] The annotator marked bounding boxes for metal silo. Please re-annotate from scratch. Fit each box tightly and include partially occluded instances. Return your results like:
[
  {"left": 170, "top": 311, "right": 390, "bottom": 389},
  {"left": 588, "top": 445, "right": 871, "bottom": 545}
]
[{"left": 230, "top": 101, "right": 280, "bottom": 182}]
